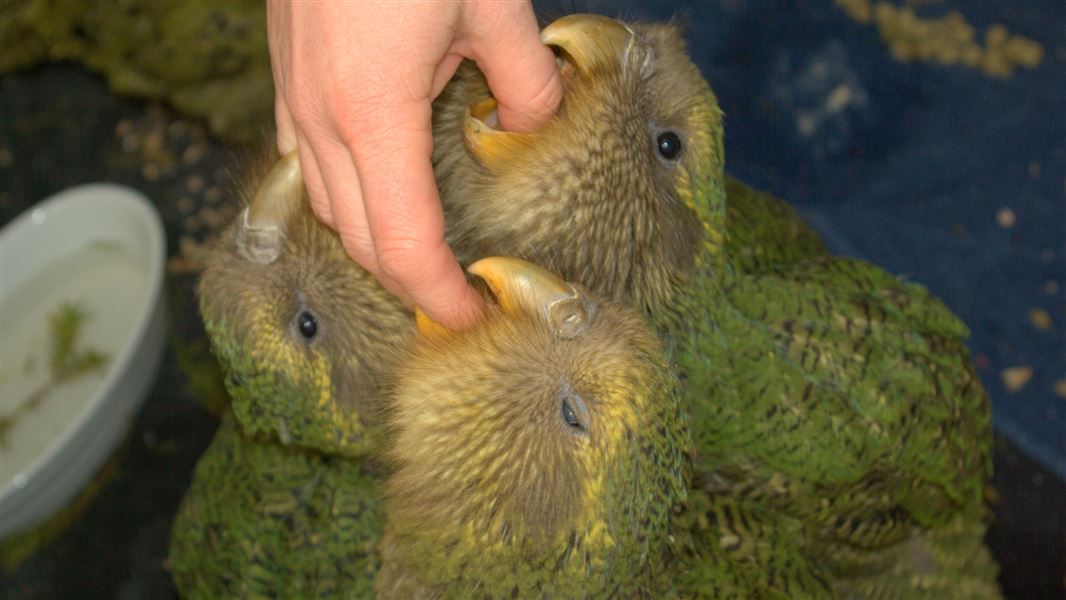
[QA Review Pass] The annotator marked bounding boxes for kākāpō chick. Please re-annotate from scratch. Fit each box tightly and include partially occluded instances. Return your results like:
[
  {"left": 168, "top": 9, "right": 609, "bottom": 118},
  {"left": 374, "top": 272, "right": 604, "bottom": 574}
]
[
  {"left": 433, "top": 21, "right": 827, "bottom": 285},
  {"left": 431, "top": 14, "right": 999, "bottom": 597},
  {"left": 193, "top": 151, "right": 411, "bottom": 457},
  {"left": 375, "top": 257, "right": 692, "bottom": 598},
  {"left": 169, "top": 151, "right": 411, "bottom": 597}
]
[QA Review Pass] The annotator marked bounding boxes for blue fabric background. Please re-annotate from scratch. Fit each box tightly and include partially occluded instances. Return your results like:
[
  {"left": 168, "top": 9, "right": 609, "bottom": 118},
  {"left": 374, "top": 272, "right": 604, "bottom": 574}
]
[{"left": 535, "top": 0, "right": 1066, "bottom": 479}]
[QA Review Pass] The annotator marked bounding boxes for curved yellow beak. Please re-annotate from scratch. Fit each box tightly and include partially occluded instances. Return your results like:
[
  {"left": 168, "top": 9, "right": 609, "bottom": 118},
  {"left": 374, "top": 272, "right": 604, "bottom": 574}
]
[
  {"left": 462, "top": 97, "right": 534, "bottom": 173},
  {"left": 463, "top": 14, "right": 635, "bottom": 172},
  {"left": 415, "top": 257, "right": 592, "bottom": 338},
  {"left": 467, "top": 257, "right": 577, "bottom": 319},
  {"left": 470, "top": 257, "right": 593, "bottom": 339},
  {"left": 247, "top": 150, "right": 303, "bottom": 230},
  {"left": 539, "top": 13, "right": 637, "bottom": 76}
]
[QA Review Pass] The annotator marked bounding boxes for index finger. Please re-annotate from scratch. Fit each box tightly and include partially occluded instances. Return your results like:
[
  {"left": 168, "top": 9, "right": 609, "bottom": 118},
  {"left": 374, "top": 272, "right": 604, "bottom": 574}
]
[
  {"left": 464, "top": 3, "right": 562, "bottom": 133},
  {"left": 342, "top": 104, "right": 485, "bottom": 330}
]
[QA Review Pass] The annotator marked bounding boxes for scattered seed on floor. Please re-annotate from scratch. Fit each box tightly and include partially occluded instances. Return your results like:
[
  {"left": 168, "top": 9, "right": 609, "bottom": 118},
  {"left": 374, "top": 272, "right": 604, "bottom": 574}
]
[
  {"left": 186, "top": 175, "right": 205, "bottom": 194},
  {"left": 199, "top": 207, "right": 226, "bottom": 229},
  {"left": 183, "top": 144, "right": 206, "bottom": 166},
  {"left": 115, "top": 119, "right": 132, "bottom": 138},
  {"left": 995, "top": 207, "right": 1016, "bottom": 228},
  {"left": 1053, "top": 379, "right": 1066, "bottom": 399},
  {"left": 1001, "top": 366, "right": 1034, "bottom": 393},
  {"left": 836, "top": 0, "right": 1043, "bottom": 78},
  {"left": 204, "top": 186, "right": 222, "bottom": 204},
  {"left": 1028, "top": 308, "right": 1053, "bottom": 331},
  {"left": 142, "top": 163, "right": 161, "bottom": 181},
  {"left": 177, "top": 196, "right": 194, "bottom": 215},
  {"left": 143, "top": 130, "right": 164, "bottom": 156}
]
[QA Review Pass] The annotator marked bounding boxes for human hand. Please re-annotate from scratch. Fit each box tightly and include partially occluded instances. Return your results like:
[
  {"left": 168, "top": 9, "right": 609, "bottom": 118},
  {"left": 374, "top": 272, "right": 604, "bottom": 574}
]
[{"left": 267, "top": 1, "right": 562, "bottom": 329}]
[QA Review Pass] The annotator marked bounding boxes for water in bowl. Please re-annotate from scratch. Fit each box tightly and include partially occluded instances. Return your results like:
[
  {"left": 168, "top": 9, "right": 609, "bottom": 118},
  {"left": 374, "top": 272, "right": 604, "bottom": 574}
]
[{"left": 0, "top": 241, "right": 149, "bottom": 490}]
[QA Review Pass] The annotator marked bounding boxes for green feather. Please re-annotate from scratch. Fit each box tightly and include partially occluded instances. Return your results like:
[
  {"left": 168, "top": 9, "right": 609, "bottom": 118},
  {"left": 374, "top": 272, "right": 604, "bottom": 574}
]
[{"left": 169, "top": 416, "right": 382, "bottom": 598}]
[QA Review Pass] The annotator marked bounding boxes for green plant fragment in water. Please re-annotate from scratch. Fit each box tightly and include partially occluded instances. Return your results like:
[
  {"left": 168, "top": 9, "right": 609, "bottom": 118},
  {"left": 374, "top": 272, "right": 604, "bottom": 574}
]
[{"left": 0, "top": 302, "right": 110, "bottom": 446}]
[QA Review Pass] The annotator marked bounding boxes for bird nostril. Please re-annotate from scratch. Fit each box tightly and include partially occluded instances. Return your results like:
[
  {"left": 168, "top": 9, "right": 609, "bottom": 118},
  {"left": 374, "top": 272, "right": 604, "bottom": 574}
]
[
  {"left": 548, "top": 297, "right": 592, "bottom": 339},
  {"left": 550, "top": 46, "right": 579, "bottom": 80}
]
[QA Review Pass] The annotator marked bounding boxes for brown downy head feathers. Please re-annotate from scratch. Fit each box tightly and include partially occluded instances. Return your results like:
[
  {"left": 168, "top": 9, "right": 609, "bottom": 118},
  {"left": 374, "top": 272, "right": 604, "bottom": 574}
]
[
  {"left": 433, "top": 16, "right": 726, "bottom": 316},
  {"left": 198, "top": 149, "right": 411, "bottom": 452},
  {"left": 379, "top": 257, "right": 690, "bottom": 596}
]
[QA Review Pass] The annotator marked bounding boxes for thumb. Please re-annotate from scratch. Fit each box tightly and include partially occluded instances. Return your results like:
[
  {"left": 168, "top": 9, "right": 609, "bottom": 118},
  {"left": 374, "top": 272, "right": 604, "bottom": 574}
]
[{"left": 465, "top": 6, "right": 562, "bottom": 133}]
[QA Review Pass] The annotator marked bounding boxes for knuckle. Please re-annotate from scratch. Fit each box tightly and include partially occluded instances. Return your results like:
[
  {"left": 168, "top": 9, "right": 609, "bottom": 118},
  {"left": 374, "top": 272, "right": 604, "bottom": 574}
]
[
  {"left": 375, "top": 237, "right": 435, "bottom": 282},
  {"left": 337, "top": 229, "right": 378, "bottom": 270}
]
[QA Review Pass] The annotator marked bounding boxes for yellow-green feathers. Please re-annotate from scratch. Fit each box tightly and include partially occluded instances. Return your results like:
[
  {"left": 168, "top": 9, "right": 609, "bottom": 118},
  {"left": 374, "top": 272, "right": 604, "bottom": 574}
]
[{"left": 378, "top": 287, "right": 691, "bottom": 597}]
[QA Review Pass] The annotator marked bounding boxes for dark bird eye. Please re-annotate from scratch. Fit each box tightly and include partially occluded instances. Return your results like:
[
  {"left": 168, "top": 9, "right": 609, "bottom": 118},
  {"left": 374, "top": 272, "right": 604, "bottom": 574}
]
[
  {"left": 562, "top": 401, "right": 581, "bottom": 428},
  {"left": 656, "top": 131, "right": 682, "bottom": 160},
  {"left": 559, "top": 390, "right": 589, "bottom": 434},
  {"left": 297, "top": 311, "right": 318, "bottom": 340}
]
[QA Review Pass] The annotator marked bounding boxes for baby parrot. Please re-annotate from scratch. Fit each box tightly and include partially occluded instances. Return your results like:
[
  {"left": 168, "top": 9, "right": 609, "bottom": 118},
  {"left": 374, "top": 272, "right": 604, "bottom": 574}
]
[
  {"left": 376, "top": 257, "right": 693, "bottom": 598},
  {"left": 169, "top": 151, "right": 410, "bottom": 597},
  {"left": 192, "top": 151, "right": 410, "bottom": 458},
  {"left": 431, "top": 14, "right": 999, "bottom": 597}
]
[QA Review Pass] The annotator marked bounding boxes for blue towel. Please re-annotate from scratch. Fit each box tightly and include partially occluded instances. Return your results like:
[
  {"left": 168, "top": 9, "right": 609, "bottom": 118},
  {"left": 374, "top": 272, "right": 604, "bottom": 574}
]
[{"left": 537, "top": 0, "right": 1066, "bottom": 479}]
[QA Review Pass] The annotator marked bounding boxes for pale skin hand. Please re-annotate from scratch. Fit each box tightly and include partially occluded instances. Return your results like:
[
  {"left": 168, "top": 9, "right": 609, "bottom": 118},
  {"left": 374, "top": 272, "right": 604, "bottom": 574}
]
[{"left": 267, "top": 1, "right": 562, "bottom": 329}]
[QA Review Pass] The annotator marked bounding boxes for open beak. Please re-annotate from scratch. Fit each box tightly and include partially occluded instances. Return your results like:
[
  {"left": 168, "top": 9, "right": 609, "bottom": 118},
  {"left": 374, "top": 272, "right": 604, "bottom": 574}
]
[
  {"left": 463, "top": 14, "right": 636, "bottom": 172},
  {"left": 462, "top": 97, "right": 534, "bottom": 173}
]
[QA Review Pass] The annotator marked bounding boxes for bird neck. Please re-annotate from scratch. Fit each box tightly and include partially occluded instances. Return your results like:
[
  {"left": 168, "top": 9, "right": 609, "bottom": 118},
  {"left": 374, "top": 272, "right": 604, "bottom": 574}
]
[{"left": 380, "top": 430, "right": 687, "bottom": 596}]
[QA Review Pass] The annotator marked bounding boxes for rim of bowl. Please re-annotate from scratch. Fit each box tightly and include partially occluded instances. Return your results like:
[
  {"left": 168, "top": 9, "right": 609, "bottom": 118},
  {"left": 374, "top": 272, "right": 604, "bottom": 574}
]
[{"left": 0, "top": 183, "right": 167, "bottom": 502}]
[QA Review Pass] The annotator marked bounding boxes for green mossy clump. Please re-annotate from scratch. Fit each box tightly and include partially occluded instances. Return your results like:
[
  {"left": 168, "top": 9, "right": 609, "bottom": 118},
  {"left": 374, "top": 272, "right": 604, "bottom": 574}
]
[{"left": 1, "top": 0, "right": 272, "bottom": 143}]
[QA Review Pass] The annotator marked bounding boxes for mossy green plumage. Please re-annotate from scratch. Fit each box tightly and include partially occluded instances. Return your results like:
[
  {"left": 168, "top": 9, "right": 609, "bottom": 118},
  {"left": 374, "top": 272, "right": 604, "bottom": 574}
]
[
  {"left": 433, "top": 15, "right": 998, "bottom": 597},
  {"left": 1, "top": 0, "right": 272, "bottom": 143},
  {"left": 168, "top": 152, "right": 411, "bottom": 596},
  {"left": 169, "top": 416, "right": 382, "bottom": 599}
]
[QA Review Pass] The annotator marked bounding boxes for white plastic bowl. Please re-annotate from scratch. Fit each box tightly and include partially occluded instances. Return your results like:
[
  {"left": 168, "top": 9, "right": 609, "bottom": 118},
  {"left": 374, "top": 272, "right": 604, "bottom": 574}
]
[{"left": 0, "top": 184, "right": 166, "bottom": 539}]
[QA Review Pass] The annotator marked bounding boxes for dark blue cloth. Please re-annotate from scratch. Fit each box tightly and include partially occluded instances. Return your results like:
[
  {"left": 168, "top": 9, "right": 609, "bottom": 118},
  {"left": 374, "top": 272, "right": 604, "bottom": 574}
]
[{"left": 537, "top": 0, "right": 1066, "bottom": 479}]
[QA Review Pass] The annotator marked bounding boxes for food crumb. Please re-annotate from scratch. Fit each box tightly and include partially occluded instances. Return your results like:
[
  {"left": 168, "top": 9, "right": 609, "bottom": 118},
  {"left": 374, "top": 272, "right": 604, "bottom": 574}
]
[
  {"left": 204, "top": 186, "right": 223, "bottom": 204},
  {"left": 177, "top": 196, "right": 194, "bottom": 215},
  {"left": 1053, "top": 379, "right": 1066, "bottom": 399},
  {"left": 115, "top": 119, "right": 132, "bottom": 138},
  {"left": 836, "top": 0, "right": 1044, "bottom": 77},
  {"left": 183, "top": 144, "right": 206, "bottom": 166},
  {"left": 141, "top": 163, "right": 161, "bottom": 181},
  {"left": 995, "top": 207, "right": 1016, "bottom": 228},
  {"left": 186, "top": 175, "right": 205, "bottom": 194},
  {"left": 1001, "top": 366, "right": 1033, "bottom": 393},
  {"left": 1028, "top": 308, "right": 1053, "bottom": 331}
]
